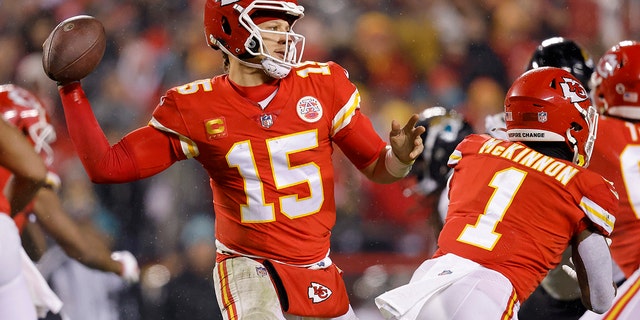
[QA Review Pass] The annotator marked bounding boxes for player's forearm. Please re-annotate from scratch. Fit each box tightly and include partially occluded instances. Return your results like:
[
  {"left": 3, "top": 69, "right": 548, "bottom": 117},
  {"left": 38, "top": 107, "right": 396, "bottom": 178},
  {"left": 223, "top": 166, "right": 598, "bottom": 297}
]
[
  {"left": 58, "top": 83, "right": 139, "bottom": 183},
  {"left": 9, "top": 176, "right": 45, "bottom": 216},
  {"left": 33, "top": 188, "right": 120, "bottom": 275},
  {"left": 574, "top": 231, "right": 616, "bottom": 313},
  {"left": 0, "top": 119, "right": 47, "bottom": 215},
  {"left": 64, "top": 238, "right": 123, "bottom": 276},
  {"left": 79, "top": 245, "right": 124, "bottom": 276},
  {"left": 361, "top": 147, "right": 413, "bottom": 184}
]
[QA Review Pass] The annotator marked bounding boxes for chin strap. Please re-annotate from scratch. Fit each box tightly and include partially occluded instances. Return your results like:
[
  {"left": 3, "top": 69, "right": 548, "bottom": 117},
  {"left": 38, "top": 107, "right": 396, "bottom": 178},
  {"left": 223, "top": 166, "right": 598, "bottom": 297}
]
[
  {"left": 566, "top": 128, "right": 583, "bottom": 166},
  {"left": 217, "top": 41, "right": 292, "bottom": 79},
  {"left": 261, "top": 57, "right": 291, "bottom": 79}
]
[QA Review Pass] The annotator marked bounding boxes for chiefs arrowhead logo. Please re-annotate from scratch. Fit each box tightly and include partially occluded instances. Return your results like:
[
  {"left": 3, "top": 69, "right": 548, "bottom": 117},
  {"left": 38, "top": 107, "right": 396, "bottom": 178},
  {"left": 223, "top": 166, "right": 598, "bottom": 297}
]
[
  {"left": 559, "top": 77, "right": 588, "bottom": 102},
  {"left": 307, "top": 282, "right": 332, "bottom": 303}
]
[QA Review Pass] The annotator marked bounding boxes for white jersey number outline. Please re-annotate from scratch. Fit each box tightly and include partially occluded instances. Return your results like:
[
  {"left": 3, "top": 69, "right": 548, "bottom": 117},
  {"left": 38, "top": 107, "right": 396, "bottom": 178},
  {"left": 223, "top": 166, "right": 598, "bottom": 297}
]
[
  {"left": 226, "top": 130, "right": 324, "bottom": 223},
  {"left": 620, "top": 144, "right": 640, "bottom": 219},
  {"left": 457, "top": 167, "right": 527, "bottom": 250}
]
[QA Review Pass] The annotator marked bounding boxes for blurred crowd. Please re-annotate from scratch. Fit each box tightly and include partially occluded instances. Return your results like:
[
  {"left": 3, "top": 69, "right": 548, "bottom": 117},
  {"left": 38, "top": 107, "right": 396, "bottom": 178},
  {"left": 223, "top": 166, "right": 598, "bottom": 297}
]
[{"left": 1, "top": 0, "right": 639, "bottom": 319}]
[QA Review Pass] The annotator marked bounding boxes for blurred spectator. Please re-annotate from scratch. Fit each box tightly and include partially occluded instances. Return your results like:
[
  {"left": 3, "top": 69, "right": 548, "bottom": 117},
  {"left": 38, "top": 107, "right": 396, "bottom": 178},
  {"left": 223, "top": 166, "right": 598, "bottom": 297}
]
[
  {"left": 458, "top": 77, "right": 506, "bottom": 133},
  {"left": 38, "top": 162, "right": 140, "bottom": 320},
  {"left": 352, "top": 11, "right": 417, "bottom": 102},
  {"left": 159, "top": 214, "right": 222, "bottom": 320}
]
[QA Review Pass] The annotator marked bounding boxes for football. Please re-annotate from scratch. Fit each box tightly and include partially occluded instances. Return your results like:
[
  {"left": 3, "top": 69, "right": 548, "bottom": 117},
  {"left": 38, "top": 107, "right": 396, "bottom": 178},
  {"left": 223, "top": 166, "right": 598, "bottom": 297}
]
[{"left": 42, "top": 15, "right": 106, "bottom": 83}]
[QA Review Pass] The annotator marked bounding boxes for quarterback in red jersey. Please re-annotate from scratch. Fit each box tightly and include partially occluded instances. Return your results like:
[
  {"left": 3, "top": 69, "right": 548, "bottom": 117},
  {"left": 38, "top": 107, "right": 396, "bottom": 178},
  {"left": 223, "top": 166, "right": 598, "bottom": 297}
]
[
  {"left": 51, "top": 1, "right": 424, "bottom": 319},
  {"left": 580, "top": 41, "right": 640, "bottom": 320},
  {"left": 376, "top": 67, "right": 618, "bottom": 320}
]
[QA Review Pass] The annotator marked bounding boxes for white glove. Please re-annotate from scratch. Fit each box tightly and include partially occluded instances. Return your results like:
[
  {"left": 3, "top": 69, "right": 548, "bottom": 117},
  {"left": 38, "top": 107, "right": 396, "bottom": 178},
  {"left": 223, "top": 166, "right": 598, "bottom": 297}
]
[
  {"left": 111, "top": 251, "right": 140, "bottom": 284},
  {"left": 484, "top": 113, "right": 508, "bottom": 140}
]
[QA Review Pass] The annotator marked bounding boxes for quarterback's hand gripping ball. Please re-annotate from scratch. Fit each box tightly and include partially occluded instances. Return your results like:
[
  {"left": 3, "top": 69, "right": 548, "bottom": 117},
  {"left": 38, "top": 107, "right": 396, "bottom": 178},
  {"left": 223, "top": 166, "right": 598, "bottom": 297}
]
[{"left": 42, "top": 15, "right": 106, "bottom": 84}]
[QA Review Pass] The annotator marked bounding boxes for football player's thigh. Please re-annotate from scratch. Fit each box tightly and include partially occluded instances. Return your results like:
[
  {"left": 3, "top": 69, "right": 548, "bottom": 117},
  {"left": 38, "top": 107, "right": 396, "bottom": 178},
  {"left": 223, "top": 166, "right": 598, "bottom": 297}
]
[
  {"left": 0, "top": 215, "right": 38, "bottom": 320},
  {"left": 214, "top": 256, "right": 286, "bottom": 320},
  {"left": 0, "top": 215, "right": 22, "bottom": 285},
  {"left": 417, "top": 270, "right": 518, "bottom": 320}
]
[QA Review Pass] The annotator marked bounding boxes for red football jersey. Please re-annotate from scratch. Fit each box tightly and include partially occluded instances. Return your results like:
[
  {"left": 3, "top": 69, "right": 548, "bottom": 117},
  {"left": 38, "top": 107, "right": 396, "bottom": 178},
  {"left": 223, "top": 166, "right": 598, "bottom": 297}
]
[
  {"left": 150, "top": 61, "right": 387, "bottom": 265},
  {"left": 433, "top": 134, "right": 618, "bottom": 302},
  {"left": 589, "top": 116, "right": 640, "bottom": 278}
]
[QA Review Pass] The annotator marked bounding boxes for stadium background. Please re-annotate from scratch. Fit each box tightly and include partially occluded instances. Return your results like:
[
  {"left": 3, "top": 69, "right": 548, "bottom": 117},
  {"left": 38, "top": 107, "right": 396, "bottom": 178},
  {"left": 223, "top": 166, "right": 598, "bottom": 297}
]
[{"left": 0, "top": 0, "right": 638, "bottom": 318}]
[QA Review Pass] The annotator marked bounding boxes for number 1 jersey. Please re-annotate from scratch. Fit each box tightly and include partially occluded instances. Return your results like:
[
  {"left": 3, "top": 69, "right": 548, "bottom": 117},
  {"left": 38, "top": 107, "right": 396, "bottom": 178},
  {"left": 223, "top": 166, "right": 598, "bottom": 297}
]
[{"left": 434, "top": 134, "right": 618, "bottom": 302}]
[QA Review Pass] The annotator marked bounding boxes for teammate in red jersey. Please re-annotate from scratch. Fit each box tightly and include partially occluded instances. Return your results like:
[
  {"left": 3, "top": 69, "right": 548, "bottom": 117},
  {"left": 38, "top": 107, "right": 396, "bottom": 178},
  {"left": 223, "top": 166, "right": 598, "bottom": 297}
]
[
  {"left": 0, "top": 84, "right": 139, "bottom": 283},
  {"left": 50, "top": 1, "right": 424, "bottom": 319},
  {"left": 517, "top": 37, "right": 610, "bottom": 320},
  {"left": 376, "top": 67, "right": 618, "bottom": 320},
  {"left": 0, "top": 113, "right": 47, "bottom": 319},
  {"left": 579, "top": 40, "right": 640, "bottom": 320}
]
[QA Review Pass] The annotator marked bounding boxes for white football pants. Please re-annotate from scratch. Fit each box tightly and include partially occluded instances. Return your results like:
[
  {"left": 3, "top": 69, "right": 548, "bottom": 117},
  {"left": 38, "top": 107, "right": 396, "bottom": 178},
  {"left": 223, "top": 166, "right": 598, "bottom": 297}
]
[
  {"left": 213, "top": 256, "right": 358, "bottom": 320},
  {"left": 0, "top": 214, "right": 37, "bottom": 319}
]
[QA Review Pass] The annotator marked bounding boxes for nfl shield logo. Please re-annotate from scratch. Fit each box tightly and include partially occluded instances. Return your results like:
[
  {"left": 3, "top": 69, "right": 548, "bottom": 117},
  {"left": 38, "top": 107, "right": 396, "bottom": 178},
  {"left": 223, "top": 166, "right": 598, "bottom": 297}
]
[
  {"left": 261, "top": 114, "right": 274, "bottom": 128},
  {"left": 538, "top": 111, "right": 547, "bottom": 123}
]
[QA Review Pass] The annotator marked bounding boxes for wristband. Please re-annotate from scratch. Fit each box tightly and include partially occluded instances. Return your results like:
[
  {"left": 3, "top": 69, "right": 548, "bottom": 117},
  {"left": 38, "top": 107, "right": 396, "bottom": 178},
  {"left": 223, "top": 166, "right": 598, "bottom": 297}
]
[
  {"left": 384, "top": 147, "right": 414, "bottom": 178},
  {"left": 45, "top": 171, "right": 61, "bottom": 191}
]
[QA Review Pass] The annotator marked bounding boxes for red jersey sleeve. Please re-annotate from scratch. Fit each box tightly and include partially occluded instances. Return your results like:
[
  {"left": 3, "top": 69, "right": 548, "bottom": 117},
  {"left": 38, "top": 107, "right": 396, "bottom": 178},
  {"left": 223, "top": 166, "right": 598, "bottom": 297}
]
[
  {"left": 150, "top": 87, "right": 204, "bottom": 159},
  {"left": 59, "top": 83, "right": 180, "bottom": 183},
  {"left": 325, "top": 62, "right": 386, "bottom": 169},
  {"left": 571, "top": 171, "right": 618, "bottom": 237}
]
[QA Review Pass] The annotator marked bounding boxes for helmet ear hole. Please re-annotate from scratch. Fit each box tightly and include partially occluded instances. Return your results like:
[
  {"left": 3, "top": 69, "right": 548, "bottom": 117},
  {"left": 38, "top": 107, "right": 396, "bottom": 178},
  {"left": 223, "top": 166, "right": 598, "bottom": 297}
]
[
  {"left": 221, "top": 16, "right": 231, "bottom": 35},
  {"left": 571, "top": 122, "right": 583, "bottom": 131}
]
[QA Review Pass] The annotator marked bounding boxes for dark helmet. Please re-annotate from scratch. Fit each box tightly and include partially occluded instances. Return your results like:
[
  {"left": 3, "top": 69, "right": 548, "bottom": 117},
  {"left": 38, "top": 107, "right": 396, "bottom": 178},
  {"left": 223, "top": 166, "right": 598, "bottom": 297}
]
[
  {"left": 410, "top": 106, "right": 474, "bottom": 196},
  {"left": 527, "top": 37, "right": 595, "bottom": 89}
]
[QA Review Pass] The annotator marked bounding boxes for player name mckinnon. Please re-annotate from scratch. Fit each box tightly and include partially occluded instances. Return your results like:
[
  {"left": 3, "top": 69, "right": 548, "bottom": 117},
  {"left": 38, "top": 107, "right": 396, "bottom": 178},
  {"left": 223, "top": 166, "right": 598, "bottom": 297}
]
[{"left": 478, "top": 138, "right": 579, "bottom": 186}]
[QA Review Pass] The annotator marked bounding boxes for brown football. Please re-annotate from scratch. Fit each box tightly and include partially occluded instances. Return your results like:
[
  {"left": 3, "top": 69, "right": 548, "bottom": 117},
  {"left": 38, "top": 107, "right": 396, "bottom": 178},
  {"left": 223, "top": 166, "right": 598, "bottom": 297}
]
[{"left": 42, "top": 15, "right": 106, "bottom": 83}]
